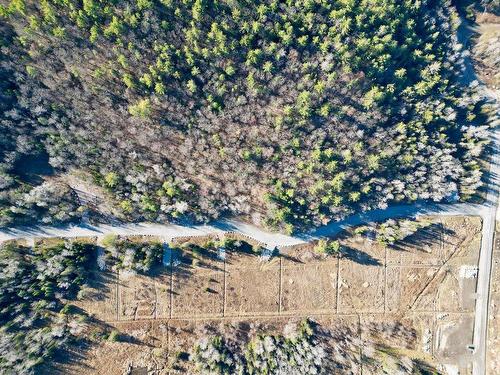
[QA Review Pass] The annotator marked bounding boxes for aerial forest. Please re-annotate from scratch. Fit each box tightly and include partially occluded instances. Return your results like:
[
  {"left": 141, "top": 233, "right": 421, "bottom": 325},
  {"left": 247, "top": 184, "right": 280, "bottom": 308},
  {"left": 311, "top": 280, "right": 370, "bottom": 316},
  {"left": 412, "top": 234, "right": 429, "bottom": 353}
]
[{"left": 0, "top": 0, "right": 492, "bottom": 232}]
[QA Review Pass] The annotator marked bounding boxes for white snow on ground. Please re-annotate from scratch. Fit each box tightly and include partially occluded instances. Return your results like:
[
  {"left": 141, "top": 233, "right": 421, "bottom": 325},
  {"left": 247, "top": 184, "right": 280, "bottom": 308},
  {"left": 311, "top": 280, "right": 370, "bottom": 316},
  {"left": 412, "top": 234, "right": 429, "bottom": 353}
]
[
  {"left": 460, "top": 265, "right": 479, "bottom": 279},
  {"left": 443, "top": 364, "right": 459, "bottom": 375}
]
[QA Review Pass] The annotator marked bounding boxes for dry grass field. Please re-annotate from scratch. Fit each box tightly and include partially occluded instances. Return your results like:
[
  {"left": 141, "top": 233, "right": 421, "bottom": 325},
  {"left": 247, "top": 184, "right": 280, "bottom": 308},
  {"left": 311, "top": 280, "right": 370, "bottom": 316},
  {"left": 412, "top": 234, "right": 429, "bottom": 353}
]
[{"left": 45, "top": 216, "right": 482, "bottom": 374}]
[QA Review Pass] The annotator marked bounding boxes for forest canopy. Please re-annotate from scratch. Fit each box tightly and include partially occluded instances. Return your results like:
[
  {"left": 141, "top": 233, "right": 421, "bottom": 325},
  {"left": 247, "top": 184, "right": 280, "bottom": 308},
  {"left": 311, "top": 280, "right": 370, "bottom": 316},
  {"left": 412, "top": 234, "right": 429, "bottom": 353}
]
[
  {"left": 0, "top": 0, "right": 490, "bottom": 233},
  {"left": 0, "top": 240, "right": 92, "bottom": 374}
]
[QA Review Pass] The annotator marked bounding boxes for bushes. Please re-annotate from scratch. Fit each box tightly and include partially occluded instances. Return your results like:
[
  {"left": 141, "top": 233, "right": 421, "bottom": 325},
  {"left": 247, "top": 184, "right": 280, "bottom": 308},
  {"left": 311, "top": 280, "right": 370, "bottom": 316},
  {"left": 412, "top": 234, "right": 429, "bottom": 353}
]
[
  {"left": 189, "top": 318, "right": 440, "bottom": 374},
  {"left": 0, "top": 240, "right": 92, "bottom": 374},
  {"left": 244, "top": 319, "right": 326, "bottom": 375},
  {"left": 128, "top": 98, "right": 152, "bottom": 118},
  {"left": 100, "top": 237, "right": 163, "bottom": 274},
  {"left": 191, "top": 336, "right": 241, "bottom": 375},
  {"left": 107, "top": 329, "right": 120, "bottom": 342},
  {"left": 372, "top": 218, "right": 431, "bottom": 246},
  {"left": 313, "top": 239, "right": 341, "bottom": 256},
  {"left": 0, "top": 180, "right": 81, "bottom": 228},
  {"left": 190, "top": 319, "right": 324, "bottom": 375}
]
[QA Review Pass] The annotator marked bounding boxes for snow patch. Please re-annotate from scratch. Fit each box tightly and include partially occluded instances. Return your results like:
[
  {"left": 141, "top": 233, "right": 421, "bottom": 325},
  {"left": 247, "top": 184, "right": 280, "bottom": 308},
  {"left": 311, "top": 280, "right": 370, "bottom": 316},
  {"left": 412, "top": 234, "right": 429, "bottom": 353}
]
[{"left": 459, "top": 265, "right": 478, "bottom": 279}]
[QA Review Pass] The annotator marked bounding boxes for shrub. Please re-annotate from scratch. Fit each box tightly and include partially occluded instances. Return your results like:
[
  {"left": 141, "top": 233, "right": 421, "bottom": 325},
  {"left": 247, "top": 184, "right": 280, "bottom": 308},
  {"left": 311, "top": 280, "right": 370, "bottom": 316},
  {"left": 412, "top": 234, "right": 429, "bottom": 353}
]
[
  {"left": 191, "top": 336, "right": 240, "bottom": 375},
  {"left": 314, "top": 239, "right": 341, "bottom": 256},
  {"left": 128, "top": 98, "right": 152, "bottom": 118},
  {"left": 107, "top": 330, "right": 120, "bottom": 342},
  {"left": 0, "top": 240, "right": 93, "bottom": 373},
  {"left": 373, "top": 218, "right": 431, "bottom": 246},
  {"left": 102, "top": 238, "right": 163, "bottom": 274}
]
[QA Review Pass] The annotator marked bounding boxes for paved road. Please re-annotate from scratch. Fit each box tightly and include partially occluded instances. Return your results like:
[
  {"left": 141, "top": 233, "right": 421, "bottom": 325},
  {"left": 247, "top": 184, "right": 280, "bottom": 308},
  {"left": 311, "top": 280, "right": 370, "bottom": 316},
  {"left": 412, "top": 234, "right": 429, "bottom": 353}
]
[
  {"left": 0, "top": 17, "right": 498, "bottom": 375},
  {"left": 0, "top": 201, "right": 490, "bottom": 246},
  {"left": 472, "top": 89, "right": 500, "bottom": 375},
  {"left": 457, "top": 18, "right": 500, "bottom": 375}
]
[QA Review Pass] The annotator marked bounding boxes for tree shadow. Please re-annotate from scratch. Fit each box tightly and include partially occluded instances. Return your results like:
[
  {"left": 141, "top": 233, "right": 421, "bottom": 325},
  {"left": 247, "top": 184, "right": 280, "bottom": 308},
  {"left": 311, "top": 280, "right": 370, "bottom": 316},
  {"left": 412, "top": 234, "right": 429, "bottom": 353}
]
[
  {"left": 12, "top": 151, "right": 54, "bottom": 185},
  {"left": 278, "top": 252, "right": 306, "bottom": 264},
  {"left": 80, "top": 248, "right": 116, "bottom": 301},
  {"left": 38, "top": 308, "right": 150, "bottom": 374},
  {"left": 341, "top": 246, "right": 382, "bottom": 266},
  {"left": 314, "top": 319, "right": 441, "bottom": 374},
  {"left": 389, "top": 223, "right": 455, "bottom": 252},
  {"left": 363, "top": 342, "right": 440, "bottom": 374},
  {"left": 169, "top": 243, "right": 225, "bottom": 282}
]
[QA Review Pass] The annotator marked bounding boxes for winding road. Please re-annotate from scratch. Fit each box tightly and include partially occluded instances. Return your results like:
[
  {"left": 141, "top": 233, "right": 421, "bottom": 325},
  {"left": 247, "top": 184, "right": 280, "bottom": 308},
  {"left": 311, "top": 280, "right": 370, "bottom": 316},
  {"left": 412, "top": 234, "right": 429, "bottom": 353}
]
[{"left": 0, "top": 18, "right": 498, "bottom": 375}]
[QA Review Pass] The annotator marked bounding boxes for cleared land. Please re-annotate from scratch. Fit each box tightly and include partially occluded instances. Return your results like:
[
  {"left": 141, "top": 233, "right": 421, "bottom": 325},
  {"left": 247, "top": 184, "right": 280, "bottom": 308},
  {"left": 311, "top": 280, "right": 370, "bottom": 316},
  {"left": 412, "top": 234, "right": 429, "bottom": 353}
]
[{"left": 46, "top": 216, "right": 482, "bottom": 374}]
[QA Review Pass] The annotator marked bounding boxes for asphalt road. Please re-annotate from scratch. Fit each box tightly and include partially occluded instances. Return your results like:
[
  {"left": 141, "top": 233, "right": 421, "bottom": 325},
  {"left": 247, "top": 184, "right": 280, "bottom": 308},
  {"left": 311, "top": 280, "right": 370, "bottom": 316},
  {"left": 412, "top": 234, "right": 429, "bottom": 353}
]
[
  {"left": 471, "top": 83, "right": 500, "bottom": 375},
  {"left": 457, "top": 18, "right": 500, "bottom": 375},
  {"left": 0, "top": 201, "right": 490, "bottom": 246}
]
